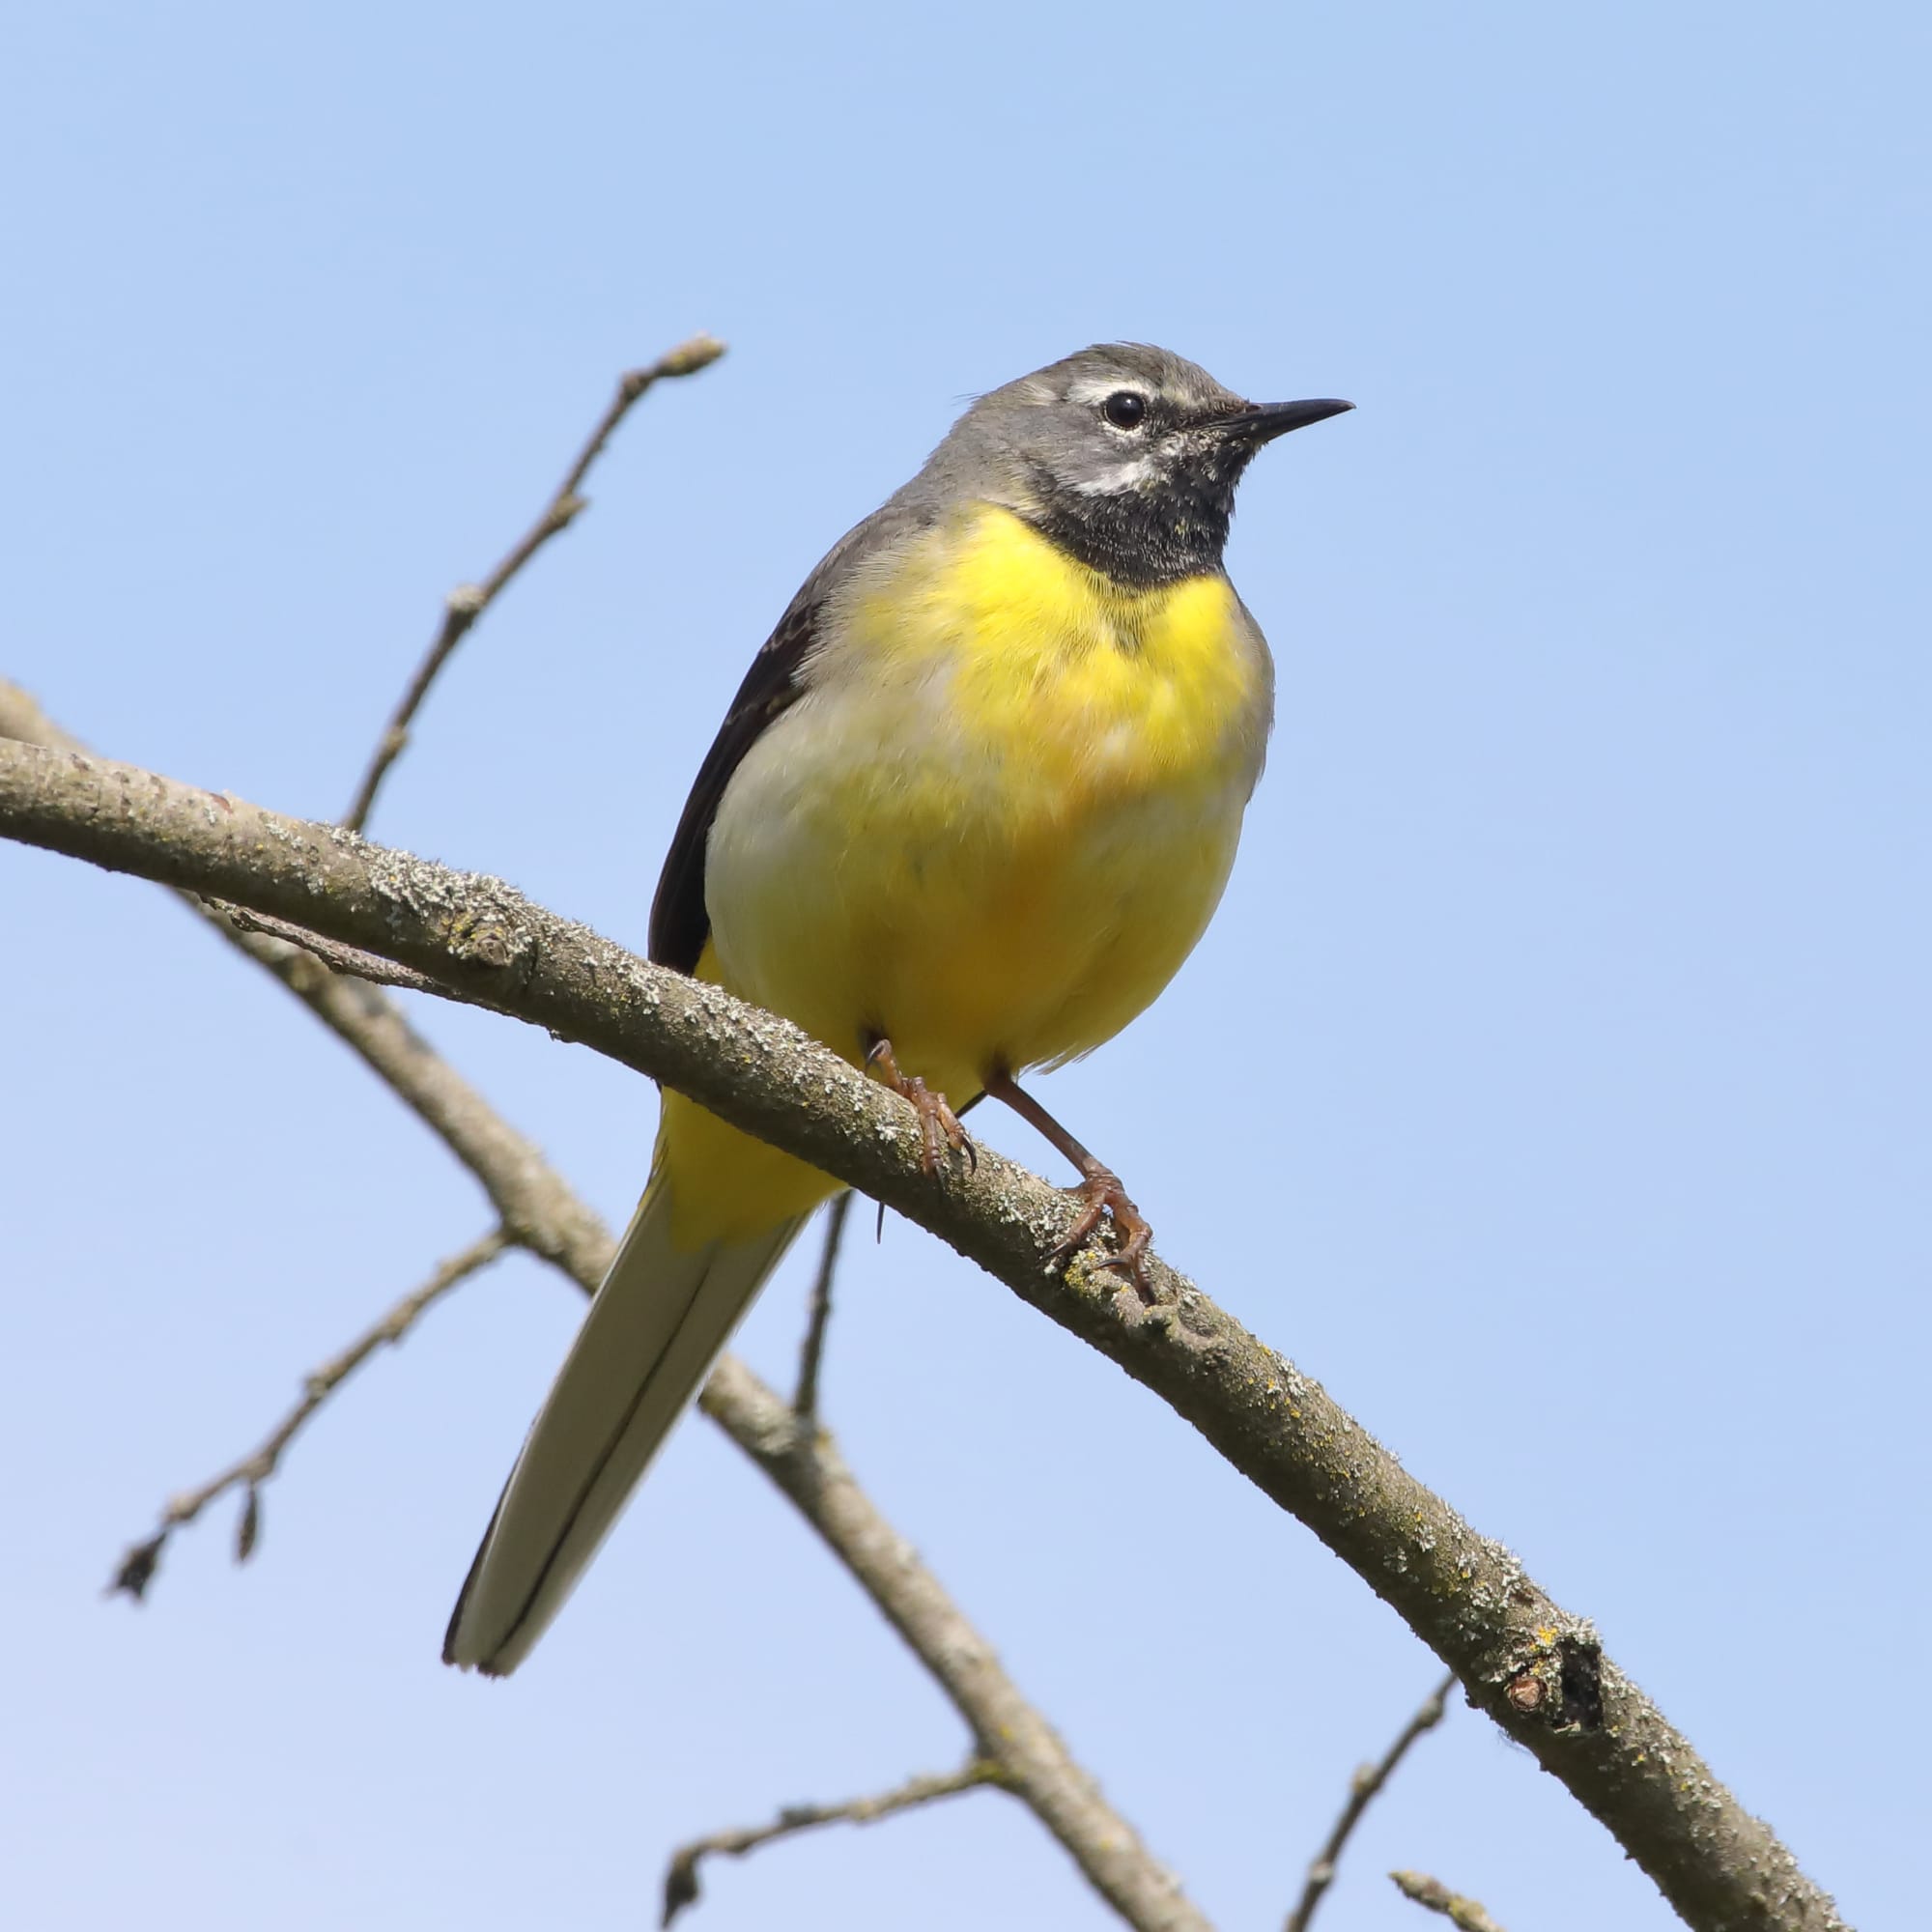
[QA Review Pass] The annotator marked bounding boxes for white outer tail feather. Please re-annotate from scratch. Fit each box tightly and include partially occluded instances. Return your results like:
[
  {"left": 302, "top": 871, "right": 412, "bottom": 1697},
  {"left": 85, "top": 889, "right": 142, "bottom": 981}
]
[{"left": 443, "top": 1180, "right": 807, "bottom": 1676}]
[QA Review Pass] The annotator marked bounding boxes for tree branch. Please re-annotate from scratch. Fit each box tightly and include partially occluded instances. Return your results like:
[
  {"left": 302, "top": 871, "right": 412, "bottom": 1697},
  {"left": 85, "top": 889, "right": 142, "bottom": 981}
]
[
  {"left": 0, "top": 723, "right": 1849, "bottom": 1932},
  {"left": 661, "top": 1759, "right": 1008, "bottom": 1928},
  {"left": 340, "top": 333, "right": 725, "bottom": 833},
  {"left": 106, "top": 1229, "right": 510, "bottom": 1601},
  {"left": 1285, "top": 1671, "right": 1457, "bottom": 1932},
  {"left": 2, "top": 685, "right": 1208, "bottom": 1932},
  {"left": 1391, "top": 1870, "right": 1511, "bottom": 1932}
]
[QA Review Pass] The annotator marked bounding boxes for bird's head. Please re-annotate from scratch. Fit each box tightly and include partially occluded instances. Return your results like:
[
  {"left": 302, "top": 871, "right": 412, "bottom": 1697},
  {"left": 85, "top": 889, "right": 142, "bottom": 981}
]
[{"left": 935, "top": 343, "right": 1351, "bottom": 585}]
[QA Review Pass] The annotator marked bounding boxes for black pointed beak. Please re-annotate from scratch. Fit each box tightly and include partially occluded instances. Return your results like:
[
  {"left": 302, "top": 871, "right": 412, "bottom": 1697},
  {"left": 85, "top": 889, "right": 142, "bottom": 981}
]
[{"left": 1213, "top": 397, "right": 1355, "bottom": 444}]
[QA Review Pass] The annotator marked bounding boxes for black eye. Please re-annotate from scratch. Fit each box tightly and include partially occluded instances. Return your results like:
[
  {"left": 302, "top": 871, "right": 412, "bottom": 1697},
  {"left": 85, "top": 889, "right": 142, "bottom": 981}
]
[{"left": 1101, "top": 390, "right": 1148, "bottom": 430}]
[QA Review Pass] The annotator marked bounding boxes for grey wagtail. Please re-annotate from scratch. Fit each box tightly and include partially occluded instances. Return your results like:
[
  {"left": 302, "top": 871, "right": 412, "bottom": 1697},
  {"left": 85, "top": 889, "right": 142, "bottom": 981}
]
[{"left": 444, "top": 345, "right": 1351, "bottom": 1674}]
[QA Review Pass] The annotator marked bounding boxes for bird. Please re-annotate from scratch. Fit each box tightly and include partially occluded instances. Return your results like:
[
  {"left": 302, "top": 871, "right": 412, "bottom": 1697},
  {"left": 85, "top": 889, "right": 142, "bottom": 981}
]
[{"left": 443, "top": 344, "right": 1351, "bottom": 1675}]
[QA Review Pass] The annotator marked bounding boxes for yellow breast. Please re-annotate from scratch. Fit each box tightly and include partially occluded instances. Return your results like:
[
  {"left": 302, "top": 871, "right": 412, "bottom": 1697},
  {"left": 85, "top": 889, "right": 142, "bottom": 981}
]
[
  {"left": 706, "top": 500, "right": 1270, "bottom": 1097},
  {"left": 844, "top": 502, "right": 1270, "bottom": 813}
]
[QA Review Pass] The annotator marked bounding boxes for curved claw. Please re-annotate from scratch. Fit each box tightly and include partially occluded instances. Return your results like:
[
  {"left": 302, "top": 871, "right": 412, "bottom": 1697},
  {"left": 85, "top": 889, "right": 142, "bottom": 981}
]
[{"left": 1050, "top": 1166, "right": 1153, "bottom": 1296}]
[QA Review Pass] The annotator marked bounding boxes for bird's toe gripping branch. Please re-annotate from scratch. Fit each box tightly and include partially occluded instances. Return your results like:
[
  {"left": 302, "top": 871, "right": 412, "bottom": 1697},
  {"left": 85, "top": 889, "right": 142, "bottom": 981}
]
[
  {"left": 978, "top": 1067, "right": 1155, "bottom": 1294},
  {"left": 1051, "top": 1166, "right": 1153, "bottom": 1294},
  {"left": 865, "top": 1037, "right": 977, "bottom": 1176}
]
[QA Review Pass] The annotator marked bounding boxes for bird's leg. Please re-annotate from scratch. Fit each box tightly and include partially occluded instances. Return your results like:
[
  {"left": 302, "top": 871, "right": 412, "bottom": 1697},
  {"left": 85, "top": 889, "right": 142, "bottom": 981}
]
[
  {"left": 865, "top": 1037, "right": 974, "bottom": 1176},
  {"left": 980, "top": 1067, "right": 1152, "bottom": 1292}
]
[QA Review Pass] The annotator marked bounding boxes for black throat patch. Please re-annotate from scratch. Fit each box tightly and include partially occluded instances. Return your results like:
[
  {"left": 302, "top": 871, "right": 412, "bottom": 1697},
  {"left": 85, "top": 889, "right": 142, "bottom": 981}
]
[{"left": 1020, "top": 450, "right": 1246, "bottom": 588}]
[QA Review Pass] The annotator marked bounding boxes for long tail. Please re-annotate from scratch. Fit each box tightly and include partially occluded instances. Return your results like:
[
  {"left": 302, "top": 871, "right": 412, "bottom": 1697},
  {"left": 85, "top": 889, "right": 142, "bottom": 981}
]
[{"left": 443, "top": 1163, "right": 807, "bottom": 1677}]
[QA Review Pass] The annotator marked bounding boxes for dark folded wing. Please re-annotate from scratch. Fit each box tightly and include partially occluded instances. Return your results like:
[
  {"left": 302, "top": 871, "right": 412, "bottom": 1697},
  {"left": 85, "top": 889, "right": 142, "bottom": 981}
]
[
  {"left": 647, "top": 500, "right": 924, "bottom": 974},
  {"left": 647, "top": 593, "right": 819, "bottom": 973}
]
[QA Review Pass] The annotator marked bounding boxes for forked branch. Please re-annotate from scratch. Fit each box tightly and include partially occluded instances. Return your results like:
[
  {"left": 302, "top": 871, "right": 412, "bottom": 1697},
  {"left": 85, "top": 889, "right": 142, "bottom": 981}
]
[
  {"left": 4, "top": 684, "right": 1207, "bottom": 1932},
  {"left": 0, "top": 707, "right": 1848, "bottom": 1932}
]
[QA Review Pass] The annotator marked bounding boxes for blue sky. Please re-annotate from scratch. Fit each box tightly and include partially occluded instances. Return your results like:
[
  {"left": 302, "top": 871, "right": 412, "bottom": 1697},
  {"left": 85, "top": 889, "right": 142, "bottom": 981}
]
[{"left": 2, "top": 3, "right": 1925, "bottom": 1927}]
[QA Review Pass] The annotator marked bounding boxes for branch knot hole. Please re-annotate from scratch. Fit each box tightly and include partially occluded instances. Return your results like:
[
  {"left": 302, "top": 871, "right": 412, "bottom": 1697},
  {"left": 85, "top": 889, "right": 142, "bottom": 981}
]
[
  {"left": 1504, "top": 1626, "right": 1605, "bottom": 1736},
  {"left": 444, "top": 904, "right": 525, "bottom": 973}
]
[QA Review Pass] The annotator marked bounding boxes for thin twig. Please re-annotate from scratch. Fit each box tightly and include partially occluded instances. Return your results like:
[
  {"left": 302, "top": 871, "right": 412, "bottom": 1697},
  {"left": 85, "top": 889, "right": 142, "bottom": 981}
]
[
  {"left": 1390, "top": 1870, "right": 1510, "bottom": 1932},
  {"left": 1285, "top": 1670, "right": 1457, "bottom": 1932},
  {"left": 662, "top": 1759, "right": 1006, "bottom": 1927},
  {"left": 207, "top": 899, "right": 450, "bottom": 997},
  {"left": 106, "top": 1228, "right": 509, "bottom": 1601},
  {"left": 339, "top": 332, "right": 725, "bottom": 832},
  {"left": 0, "top": 718, "right": 1851, "bottom": 1932},
  {"left": 793, "top": 1190, "right": 852, "bottom": 1422}
]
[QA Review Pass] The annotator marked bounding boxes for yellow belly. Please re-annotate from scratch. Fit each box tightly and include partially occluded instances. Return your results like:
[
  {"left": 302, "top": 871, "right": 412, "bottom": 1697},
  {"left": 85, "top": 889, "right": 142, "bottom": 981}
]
[{"left": 663, "top": 500, "right": 1271, "bottom": 1244}]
